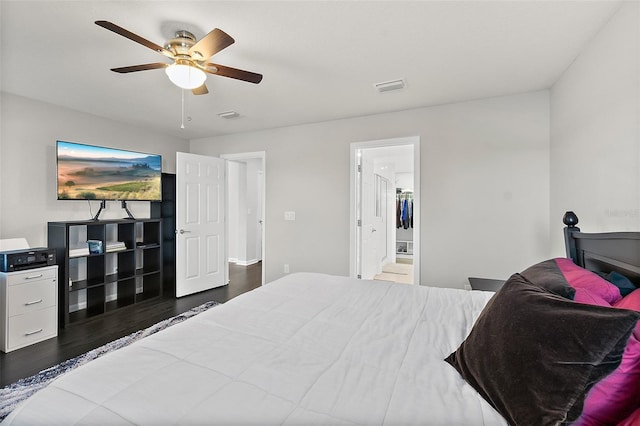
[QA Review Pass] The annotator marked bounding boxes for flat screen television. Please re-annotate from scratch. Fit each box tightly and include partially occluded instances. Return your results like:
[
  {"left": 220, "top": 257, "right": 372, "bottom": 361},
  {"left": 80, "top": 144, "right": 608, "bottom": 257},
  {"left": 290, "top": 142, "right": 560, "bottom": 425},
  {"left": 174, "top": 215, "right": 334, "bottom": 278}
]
[{"left": 56, "top": 141, "right": 162, "bottom": 202}]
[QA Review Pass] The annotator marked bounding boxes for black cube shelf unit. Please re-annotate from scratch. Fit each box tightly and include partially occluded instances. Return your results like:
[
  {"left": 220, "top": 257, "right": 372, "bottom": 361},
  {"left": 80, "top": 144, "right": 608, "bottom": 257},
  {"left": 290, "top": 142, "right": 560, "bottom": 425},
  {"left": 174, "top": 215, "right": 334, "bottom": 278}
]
[{"left": 47, "top": 218, "right": 162, "bottom": 327}]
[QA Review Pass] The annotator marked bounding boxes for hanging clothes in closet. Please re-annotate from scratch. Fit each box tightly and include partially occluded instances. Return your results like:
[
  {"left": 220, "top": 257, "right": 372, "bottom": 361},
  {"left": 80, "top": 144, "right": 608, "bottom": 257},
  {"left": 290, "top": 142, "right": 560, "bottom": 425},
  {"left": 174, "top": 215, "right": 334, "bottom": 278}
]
[{"left": 396, "top": 192, "right": 413, "bottom": 229}]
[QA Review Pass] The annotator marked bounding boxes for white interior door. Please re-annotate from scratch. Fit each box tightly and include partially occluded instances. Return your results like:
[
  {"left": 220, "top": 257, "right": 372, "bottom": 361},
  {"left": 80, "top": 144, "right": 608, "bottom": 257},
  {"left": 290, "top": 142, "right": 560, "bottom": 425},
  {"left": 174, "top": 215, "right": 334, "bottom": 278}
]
[
  {"left": 360, "top": 153, "right": 379, "bottom": 279},
  {"left": 176, "top": 152, "right": 227, "bottom": 297},
  {"left": 376, "top": 175, "right": 389, "bottom": 264}
]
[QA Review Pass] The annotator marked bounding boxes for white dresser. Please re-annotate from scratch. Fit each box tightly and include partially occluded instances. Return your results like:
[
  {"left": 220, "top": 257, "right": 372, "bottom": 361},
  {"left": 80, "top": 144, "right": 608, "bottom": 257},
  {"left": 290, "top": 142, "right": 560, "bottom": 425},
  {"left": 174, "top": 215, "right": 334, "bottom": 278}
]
[{"left": 0, "top": 265, "right": 58, "bottom": 352}]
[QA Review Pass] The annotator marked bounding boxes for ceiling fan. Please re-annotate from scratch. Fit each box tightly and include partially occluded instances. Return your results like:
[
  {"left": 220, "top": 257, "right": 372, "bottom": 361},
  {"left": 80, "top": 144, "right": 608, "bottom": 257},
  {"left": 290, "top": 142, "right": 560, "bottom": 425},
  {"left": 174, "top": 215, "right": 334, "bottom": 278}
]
[{"left": 95, "top": 20, "right": 263, "bottom": 95}]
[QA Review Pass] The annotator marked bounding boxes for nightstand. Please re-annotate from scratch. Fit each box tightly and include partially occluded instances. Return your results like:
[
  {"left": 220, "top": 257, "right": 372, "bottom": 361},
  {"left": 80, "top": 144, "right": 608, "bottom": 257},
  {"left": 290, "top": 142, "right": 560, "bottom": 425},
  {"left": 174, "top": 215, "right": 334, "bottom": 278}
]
[
  {"left": 0, "top": 265, "right": 58, "bottom": 352},
  {"left": 468, "top": 277, "right": 506, "bottom": 292}
]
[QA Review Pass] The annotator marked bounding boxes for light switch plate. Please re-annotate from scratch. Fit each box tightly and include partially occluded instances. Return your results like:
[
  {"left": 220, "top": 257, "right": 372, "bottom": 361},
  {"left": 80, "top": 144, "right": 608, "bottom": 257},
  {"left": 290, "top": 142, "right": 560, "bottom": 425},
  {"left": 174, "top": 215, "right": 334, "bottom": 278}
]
[{"left": 284, "top": 211, "right": 296, "bottom": 221}]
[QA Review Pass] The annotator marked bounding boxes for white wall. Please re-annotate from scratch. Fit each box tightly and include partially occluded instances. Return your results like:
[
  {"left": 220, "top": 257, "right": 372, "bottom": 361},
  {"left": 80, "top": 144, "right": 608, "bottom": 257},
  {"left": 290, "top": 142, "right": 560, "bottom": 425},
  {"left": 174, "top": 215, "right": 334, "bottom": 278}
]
[
  {"left": 191, "top": 90, "right": 550, "bottom": 288},
  {"left": 0, "top": 93, "right": 189, "bottom": 248},
  {"left": 550, "top": 1, "right": 640, "bottom": 255}
]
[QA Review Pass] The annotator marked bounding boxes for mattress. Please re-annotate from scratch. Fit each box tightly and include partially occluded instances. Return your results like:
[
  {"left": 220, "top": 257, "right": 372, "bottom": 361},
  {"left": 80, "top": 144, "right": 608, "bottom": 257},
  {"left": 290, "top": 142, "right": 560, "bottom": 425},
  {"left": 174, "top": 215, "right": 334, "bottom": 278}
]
[{"left": 3, "top": 272, "right": 506, "bottom": 425}]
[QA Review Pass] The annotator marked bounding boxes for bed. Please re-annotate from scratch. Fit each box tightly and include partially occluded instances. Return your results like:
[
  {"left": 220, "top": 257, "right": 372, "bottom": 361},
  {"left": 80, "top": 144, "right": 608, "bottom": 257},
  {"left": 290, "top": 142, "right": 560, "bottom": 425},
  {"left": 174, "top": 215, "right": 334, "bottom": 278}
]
[{"left": 3, "top": 212, "right": 640, "bottom": 425}]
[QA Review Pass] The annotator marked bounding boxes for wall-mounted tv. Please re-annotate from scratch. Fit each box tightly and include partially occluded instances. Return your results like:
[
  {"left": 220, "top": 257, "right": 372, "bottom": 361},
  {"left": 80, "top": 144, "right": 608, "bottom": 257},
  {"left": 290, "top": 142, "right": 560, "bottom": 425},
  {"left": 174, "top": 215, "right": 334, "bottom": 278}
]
[{"left": 56, "top": 141, "right": 162, "bottom": 201}]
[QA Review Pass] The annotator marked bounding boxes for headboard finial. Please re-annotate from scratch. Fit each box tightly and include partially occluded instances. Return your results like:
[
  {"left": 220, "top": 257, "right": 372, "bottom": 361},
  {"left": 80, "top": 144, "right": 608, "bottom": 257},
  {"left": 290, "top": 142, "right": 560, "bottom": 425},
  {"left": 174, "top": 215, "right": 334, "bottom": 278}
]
[
  {"left": 563, "top": 211, "right": 580, "bottom": 261},
  {"left": 563, "top": 211, "right": 579, "bottom": 227}
]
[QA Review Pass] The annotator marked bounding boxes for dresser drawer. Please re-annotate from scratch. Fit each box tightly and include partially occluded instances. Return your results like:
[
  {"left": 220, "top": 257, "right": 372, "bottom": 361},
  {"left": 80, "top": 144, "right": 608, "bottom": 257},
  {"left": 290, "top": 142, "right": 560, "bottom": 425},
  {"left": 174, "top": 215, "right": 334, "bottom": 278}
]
[
  {"left": 7, "top": 278, "right": 57, "bottom": 317},
  {"left": 5, "top": 267, "right": 58, "bottom": 286},
  {"left": 6, "top": 306, "right": 57, "bottom": 351}
]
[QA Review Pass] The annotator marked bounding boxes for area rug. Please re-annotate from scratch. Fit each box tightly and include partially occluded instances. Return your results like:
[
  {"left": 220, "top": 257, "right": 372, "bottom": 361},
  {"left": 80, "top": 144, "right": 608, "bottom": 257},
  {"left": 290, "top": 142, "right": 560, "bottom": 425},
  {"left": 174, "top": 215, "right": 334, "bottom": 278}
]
[{"left": 0, "top": 300, "right": 220, "bottom": 422}]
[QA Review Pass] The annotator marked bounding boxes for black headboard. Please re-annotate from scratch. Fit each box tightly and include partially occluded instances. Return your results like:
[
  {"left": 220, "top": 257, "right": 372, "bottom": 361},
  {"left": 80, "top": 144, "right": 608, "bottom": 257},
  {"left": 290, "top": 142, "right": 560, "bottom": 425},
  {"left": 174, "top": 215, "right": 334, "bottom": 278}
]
[{"left": 563, "top": 211, "right": 640, "bottom": 286}]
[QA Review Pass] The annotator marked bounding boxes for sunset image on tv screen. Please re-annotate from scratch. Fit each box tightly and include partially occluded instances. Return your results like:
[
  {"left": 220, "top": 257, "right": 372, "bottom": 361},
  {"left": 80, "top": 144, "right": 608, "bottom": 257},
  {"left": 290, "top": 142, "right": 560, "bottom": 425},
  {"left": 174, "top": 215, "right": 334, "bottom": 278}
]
[{"left": 57, "top": 141, "right": 162, "bottom": 201}]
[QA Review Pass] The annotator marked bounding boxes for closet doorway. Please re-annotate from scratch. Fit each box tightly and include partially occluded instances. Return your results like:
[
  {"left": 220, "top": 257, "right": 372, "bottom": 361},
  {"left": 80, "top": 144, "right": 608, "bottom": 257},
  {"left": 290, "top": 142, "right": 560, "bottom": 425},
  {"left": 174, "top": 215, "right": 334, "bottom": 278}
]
[
  {"left": 350, "top": 137, "right": 420, "bottom": 285},
  {"left": 221, "top": 152, "right": 266, "bottom": 286}
]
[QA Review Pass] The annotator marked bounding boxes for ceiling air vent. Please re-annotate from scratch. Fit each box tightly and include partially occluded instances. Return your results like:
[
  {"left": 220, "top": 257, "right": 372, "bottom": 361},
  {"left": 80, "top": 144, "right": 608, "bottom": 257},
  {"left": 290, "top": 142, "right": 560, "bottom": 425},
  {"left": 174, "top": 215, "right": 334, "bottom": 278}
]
[
  {"left": 374, "top": 78, "right": 406, "bottom": 93},
  {"left": 218, "top": 111, "right": 240, "bottom": 119}
]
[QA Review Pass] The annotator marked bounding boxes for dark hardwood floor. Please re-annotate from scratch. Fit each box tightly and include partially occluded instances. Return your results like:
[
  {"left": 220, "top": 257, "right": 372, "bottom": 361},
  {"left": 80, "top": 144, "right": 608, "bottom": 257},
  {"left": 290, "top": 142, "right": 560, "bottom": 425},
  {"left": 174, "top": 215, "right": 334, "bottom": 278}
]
[{"left": 0, "top": 262, "right": 262, "bottom": 387}]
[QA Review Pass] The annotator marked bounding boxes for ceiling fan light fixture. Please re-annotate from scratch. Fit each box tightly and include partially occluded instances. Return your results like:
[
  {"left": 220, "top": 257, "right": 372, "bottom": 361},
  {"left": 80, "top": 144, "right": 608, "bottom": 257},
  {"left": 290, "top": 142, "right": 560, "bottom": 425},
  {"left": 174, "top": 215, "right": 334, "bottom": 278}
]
[
  {"left": 96, "top": 21, "right": 262, "bottom": 93},
  {"left": 165, "top": 63, "right": 207, "bottom": 90}
]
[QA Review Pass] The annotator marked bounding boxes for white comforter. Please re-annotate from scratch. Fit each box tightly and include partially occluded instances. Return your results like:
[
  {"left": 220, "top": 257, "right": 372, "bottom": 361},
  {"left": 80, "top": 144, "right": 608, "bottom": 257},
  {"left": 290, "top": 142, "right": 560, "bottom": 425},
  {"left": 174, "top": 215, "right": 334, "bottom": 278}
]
[{"left": 3, "top": 273, "right": 507, "bottom": 425}]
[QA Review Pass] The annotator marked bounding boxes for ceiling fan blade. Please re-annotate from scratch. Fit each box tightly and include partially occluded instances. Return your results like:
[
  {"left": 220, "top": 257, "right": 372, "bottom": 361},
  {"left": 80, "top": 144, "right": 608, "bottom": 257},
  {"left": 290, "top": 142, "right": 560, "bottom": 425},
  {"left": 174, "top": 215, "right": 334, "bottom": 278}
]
[
  {"left": 110, "top": 63, "right": 168, "bottom": 73},
  {"left": 192, "top": 84, "right": 209, "bottom": 95},
  {"left": 205, "top": 63, "right": 263, "bottom": 84},
  {"left": 95, "top": 21, "right": 174, "bottom": 58},
  {"left": 189, "top": 28, "right": 235, "bottom": 60}
]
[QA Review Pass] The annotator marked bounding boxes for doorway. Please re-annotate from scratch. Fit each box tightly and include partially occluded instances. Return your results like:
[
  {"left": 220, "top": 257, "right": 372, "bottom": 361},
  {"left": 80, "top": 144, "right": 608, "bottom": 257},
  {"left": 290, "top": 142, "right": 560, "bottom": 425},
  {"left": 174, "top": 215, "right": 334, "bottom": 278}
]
[
  {"left": 350, "top": 137, "right": 420, "bottom": 285},
  {"left": 221, "top": 152, "right": 266, "bottom": 286}
]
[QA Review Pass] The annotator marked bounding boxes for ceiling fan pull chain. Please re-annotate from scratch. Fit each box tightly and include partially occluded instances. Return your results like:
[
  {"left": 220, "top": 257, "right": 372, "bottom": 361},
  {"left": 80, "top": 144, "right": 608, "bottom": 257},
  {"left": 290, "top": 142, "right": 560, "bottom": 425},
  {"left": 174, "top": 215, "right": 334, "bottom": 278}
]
[{"left": 181, "top": 88, "right": 185, "bottom": 129}]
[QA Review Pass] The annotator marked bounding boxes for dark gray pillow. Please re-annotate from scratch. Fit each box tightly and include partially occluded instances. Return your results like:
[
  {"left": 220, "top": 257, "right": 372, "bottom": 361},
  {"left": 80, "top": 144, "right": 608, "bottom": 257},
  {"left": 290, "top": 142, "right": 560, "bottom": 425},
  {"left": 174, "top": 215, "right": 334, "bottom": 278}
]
[
  {"left": 520, "top": 259, "right": 576, "bottom": 299},
  {"left": 445, "top": 273, "right": 640, "bottom": 425}
]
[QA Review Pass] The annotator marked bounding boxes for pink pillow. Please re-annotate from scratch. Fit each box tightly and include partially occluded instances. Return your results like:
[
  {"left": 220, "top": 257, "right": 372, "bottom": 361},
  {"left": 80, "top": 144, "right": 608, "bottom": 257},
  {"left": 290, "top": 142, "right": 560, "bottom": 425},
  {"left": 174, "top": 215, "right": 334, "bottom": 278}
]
[
  {"left": 554, "top": 258, "right": 622, "bottom": 304},
  {"left": 618, "top": 406, "right": 640, "bottom": 426},
  {"left": 615, "top": 289, "right": 640, "bottom": 339},
  {"left": 576, "top": 289, "right": 640, "bottom": 425},
  {"left": 573, "top": 288, "right": 611, "bottom": 307},
  {"left": 615, "top": 288, "right": 640, "bottom": 310}
]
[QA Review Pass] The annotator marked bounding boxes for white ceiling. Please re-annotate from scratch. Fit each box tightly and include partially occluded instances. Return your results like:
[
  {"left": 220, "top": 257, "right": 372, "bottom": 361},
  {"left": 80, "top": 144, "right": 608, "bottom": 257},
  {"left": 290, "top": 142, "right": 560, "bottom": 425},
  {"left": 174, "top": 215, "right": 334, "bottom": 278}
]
[{"left": 0, "top": 1, "right": 623, "bottom": 140}]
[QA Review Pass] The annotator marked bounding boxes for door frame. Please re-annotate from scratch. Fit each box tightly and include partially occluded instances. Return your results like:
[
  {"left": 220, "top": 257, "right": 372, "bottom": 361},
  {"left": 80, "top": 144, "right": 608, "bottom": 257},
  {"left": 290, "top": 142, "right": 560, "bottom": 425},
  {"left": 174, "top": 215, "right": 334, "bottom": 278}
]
[
  {"left": 349, "top": 136, "right": 420, "bottom": 284},
  {"left": 221, "top": 151, "right": 266, "bottom": 286}
]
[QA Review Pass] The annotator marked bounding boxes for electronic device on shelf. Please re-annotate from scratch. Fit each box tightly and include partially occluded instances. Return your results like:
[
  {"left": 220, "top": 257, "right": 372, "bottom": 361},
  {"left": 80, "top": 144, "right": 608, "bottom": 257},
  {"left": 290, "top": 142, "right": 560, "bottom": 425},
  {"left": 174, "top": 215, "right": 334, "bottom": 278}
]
[{"left": 0, "top": 248, "right": 56, "bottom": 272}]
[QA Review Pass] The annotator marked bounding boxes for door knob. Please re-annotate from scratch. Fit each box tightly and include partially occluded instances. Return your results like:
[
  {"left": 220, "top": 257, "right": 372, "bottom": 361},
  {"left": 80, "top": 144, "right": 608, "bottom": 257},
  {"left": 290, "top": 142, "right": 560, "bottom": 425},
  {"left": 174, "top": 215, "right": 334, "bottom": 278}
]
[{"left": 177, "top": 229, "right": 191, "bottom": 234}]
